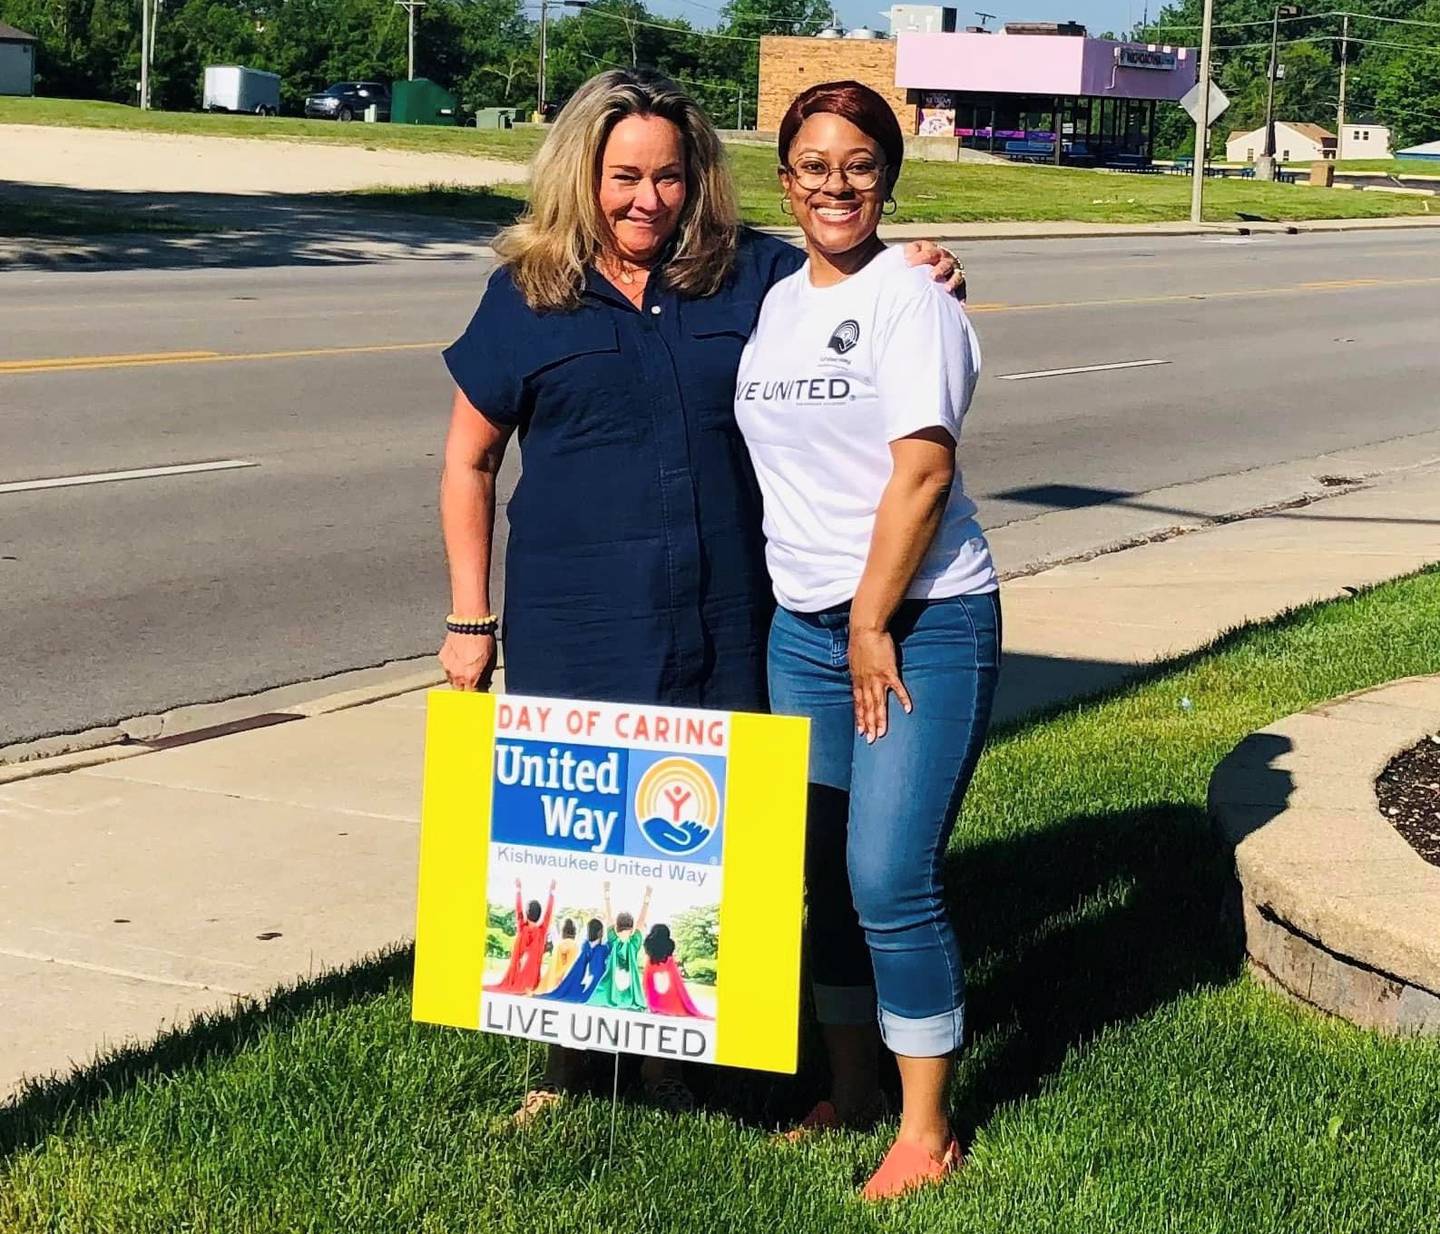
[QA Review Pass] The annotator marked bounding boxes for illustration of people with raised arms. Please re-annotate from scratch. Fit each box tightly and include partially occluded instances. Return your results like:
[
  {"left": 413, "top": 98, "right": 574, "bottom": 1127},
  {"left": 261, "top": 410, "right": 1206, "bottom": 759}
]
[
  {"left": 536, "top": 917, "right": 580, "bottom": 995},
  {"left": 642, "top": 924, "right": 711, "bottom": 1019},
  {"left": 586, "top": 882, "right": 652, "bottom": 1012},
  {"left": 541, "top": 918, "right": 609, "bottom": 1004},
  {"left": 485, "top": 879, "right": 556, "bottom": 994}
]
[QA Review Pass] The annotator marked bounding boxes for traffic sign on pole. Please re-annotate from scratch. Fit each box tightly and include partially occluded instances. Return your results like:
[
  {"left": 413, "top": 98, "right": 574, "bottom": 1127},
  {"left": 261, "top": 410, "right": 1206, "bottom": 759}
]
[{"left": 1181, "top": 80, "right": 1230, "bottom": 127}]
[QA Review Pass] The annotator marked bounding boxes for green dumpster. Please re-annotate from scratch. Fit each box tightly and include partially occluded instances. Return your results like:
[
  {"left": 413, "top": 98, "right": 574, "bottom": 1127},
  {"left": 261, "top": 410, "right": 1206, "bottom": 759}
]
[{"left": 391, "top": 78, "right": 458, "bottom": 126}]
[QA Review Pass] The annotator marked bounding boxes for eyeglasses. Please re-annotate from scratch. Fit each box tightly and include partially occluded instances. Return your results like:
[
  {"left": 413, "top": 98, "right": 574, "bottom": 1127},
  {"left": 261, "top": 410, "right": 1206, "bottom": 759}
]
[{"left": 784, "top": 157, "right": 887, "bottom": 192}]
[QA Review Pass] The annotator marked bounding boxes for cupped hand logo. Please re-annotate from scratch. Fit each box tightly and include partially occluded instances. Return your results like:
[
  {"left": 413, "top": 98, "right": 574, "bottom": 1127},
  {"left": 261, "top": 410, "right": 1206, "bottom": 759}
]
[{"left": 638, "top": 816, "right": 712, "bottom": 855}]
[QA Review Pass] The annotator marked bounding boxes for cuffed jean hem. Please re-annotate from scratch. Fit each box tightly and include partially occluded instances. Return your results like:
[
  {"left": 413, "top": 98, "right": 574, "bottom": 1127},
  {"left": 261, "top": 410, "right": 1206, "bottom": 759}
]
[
  {"left": 878, "top": 1004, "right": 965, "bottom": 1057},
  {"left": 813, "top": 982, "right": 878, "bottom": 1026}
]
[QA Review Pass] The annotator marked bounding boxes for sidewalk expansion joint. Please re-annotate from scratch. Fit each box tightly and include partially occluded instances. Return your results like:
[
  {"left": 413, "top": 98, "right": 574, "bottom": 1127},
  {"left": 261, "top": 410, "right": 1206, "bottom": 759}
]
[{"left": 0, "top": 946, "right": 251, "bottom": 998}]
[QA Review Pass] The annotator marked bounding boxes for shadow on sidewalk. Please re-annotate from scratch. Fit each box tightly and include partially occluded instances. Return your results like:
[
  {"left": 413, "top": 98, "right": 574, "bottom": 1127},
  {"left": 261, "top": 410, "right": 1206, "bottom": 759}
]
[
  {"left": 0, "top": 183, "right": 515, "bottom": 272},
  {"left": 993, "top": 481, "right": 1440, "bottom": 529}
]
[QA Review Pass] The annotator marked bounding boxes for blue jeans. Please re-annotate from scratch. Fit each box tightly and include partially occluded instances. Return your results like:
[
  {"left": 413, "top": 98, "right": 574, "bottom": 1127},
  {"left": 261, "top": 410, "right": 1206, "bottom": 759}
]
[{"left": 768, "top": 592, "right": 1001, "bottom": 1058}]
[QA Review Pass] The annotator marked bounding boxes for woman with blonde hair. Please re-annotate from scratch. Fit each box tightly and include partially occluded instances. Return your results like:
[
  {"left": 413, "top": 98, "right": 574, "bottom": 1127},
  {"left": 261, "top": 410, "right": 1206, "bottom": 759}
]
[{"left": 438, "top": 68, "right": 959, "bottom": 1121}]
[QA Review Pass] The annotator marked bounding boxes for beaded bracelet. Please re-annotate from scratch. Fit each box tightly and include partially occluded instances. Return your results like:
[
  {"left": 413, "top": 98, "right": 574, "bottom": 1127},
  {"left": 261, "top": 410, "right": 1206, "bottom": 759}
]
[{"left": 446, "top": 614, "right": 499, "bottom": 636}]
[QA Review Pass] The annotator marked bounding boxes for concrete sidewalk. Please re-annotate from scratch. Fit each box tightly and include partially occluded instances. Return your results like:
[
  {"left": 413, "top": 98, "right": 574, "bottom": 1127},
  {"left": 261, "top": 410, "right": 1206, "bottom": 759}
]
[{"left": 3, "top": 461, "right": 1439, "bottom": 1101}]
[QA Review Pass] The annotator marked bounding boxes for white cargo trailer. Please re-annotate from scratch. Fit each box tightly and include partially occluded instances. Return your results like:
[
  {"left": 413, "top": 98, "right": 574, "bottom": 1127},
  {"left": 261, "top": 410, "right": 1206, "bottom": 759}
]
[{"left": 202, "top": 65, "right": 281, "bottom": 115}]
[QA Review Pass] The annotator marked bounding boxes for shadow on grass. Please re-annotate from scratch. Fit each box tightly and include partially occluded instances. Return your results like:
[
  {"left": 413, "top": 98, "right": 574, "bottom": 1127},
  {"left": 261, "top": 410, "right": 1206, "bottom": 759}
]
[
  {"left": 951, "top": 803, "right": 1242, "bottom": 1137},
  {"left": 0, "top": 183, "right": 513, "bottom": 271},
  {"left": 0, "top": 945, "right": 414, "bottom": 1159}
]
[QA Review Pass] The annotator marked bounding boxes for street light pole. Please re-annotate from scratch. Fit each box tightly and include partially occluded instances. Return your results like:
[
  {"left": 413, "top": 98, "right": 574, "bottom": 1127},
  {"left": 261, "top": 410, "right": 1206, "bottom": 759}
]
[
  {"left": 394, "top": 0, "right": 426, "bottom": 81},
  {"left": 1336, "top": 11, "right": 1349, "bottom": 148},
  {"left": 1258, "top": 4, "right": 1299, "bottom": 181},
  {"left": 1188, "top": 0, "right": 1215, "bottom": 223}
]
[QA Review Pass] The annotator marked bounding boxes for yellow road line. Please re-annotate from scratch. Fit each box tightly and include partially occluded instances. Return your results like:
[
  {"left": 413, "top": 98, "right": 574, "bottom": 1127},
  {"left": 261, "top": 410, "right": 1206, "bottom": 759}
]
[
  {"left": 0, "top": 350, "right": 220, "bottom": 372},
  {"left": 1298, "top": 278, "right": 1385, "bottom": 289},
  {"left": 0, "top": 340, "right": 443, "bottom": 377}
]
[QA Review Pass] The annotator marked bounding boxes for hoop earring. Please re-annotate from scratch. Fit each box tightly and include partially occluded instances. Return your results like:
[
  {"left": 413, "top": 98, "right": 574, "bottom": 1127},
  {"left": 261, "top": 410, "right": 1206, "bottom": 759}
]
[
  {"left": 882, "top": 196, "right": 898, "bottom": 216},
  {"left": 779, "top": 196, "right": 794, "bottom": 216}
]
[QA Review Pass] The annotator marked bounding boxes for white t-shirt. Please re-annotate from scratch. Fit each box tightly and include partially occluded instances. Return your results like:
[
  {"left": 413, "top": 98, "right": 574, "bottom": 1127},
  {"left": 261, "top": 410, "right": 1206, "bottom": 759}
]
[{"left": 734, "top": 245, "right": 997, "bottom": 613}]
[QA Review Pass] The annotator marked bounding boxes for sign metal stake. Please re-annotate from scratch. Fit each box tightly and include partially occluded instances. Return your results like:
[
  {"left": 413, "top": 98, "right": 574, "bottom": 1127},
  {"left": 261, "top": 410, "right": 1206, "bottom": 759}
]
[{"left": 607, "top": 1053, "right": 621, "bottom": 1164}]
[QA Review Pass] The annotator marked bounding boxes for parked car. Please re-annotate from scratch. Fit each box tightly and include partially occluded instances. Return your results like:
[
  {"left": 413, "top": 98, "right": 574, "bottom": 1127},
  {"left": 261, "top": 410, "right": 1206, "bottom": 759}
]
[{"left": 303, "top": 81, "right": 390, "bottom": 122}]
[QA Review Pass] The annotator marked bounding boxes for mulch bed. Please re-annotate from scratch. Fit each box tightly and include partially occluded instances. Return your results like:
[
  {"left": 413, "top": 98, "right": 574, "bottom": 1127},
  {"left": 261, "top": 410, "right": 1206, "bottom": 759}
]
[{"left": 1376, "top": 733, "right": 1440, "bottom": 868}]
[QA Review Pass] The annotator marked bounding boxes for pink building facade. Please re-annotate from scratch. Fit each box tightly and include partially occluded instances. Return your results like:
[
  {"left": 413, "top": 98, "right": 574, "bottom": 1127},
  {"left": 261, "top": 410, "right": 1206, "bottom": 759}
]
[{"left": 894, "top": 30, "right": 1197, "bottom": 165}]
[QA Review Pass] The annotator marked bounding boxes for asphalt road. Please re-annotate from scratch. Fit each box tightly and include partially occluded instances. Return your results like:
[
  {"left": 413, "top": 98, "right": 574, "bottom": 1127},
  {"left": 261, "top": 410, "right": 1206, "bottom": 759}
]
[{"left": 3, "top": 229, "right": 1439, "bottom": 745}]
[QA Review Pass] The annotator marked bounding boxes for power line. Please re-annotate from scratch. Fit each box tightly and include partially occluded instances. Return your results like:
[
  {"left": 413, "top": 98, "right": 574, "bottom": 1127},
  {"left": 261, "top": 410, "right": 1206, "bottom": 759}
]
[
  {"left": 1155, "top": 9, "right": 1440, "bottom": 33},
  {"left": 670, "top": 0, "right": 827, "bottom": 26},
  {"left": 1212, "top": 33, "right": 1331, "bottom": 50},
  {"left": 1153, "top": 10, "right": 1342, "bottom": 32},
  {"left": 572, "top": 5, "right": 763, "bottom": 39},
  {"left": 1211, "top": 31, "right": 1440, "bottom": 55}
]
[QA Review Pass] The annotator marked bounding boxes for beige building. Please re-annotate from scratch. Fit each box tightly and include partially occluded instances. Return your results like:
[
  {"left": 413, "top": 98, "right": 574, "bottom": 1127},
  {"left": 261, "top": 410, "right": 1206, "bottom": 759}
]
[
  {"left": 1338, "top": 123, "right": 1391, "bottom": 159},
  {"left": 758, "top": 34, "right": 912, "bottom": 136},
  {"left": 1226, "top": 121, "right": 1337, "bottom": 165}
]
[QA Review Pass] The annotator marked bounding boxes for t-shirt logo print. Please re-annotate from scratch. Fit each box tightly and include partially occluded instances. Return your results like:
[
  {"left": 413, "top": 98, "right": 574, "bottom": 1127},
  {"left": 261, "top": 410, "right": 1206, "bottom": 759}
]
[{"left": 827, "top": 320, "right": 861, "bottom": 355}]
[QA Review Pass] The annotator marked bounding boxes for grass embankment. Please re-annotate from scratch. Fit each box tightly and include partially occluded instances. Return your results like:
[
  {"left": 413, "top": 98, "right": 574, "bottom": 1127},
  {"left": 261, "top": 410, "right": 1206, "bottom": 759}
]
[
  {"left": 3, "top": 568, "right": 1440, "bottom": 1232},
  {"left": 349, "top": 143, "right": 1437, "bottom": 227},
  {"left": 0, "top": 96, "right": 546, "bottom": 162},
  {"left": 1336, "top": 159, "right": 1440, "bottom": 178},
  {"left": 0, "top": 198, "right": 198, "bottom": 238}
]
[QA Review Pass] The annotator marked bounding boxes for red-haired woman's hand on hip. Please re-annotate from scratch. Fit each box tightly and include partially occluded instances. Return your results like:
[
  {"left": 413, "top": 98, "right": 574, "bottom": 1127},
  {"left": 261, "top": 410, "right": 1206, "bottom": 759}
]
[
  {"left": 848, "top": 626, "right": 913, "bottom": 744},
  {"left": 439, "top": 632, "right": 496, "bottom": 691}
]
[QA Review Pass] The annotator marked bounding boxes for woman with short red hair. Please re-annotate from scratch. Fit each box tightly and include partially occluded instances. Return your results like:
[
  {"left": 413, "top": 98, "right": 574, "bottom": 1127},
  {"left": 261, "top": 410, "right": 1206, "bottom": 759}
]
[{"left": 734, "top": 81, "right": 1000, "bottom": 1200}]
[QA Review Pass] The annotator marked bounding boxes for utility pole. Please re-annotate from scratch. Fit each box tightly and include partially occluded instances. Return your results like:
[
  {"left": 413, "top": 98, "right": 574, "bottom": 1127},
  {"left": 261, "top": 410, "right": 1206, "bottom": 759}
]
[
  {"left": 394, "top": 0, "right": 426, "bottom": 81},
  {"left": 1336, "top": 11, "right": 1349, "bottom": 152},
  {"left": 139, "top": 0, "right": 150, "bottom": 109},
  {"left": 737, "top": 85, "right": 743, "bottom": 131},
  {"left": 150, "top": 0, "right": 159, "bottom": 78},
  {"left": 537, "top": 0, "right": 548, "bottom": 120},
  {"left": 1188, "top": 0, "right": 1215, "bottom": 222},
  {"left": 1258, "top": 4, "right": 1299, "bottom": 181}
]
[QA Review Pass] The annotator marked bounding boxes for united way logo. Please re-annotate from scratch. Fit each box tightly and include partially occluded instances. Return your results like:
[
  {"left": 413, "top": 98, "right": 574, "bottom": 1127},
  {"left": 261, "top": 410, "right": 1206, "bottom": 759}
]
[
  {"left": 633, "top": 757, "right": 720, "bottom": 857},
  {"left": 827, "top": 319, "right": 861, "bottom": 355}
]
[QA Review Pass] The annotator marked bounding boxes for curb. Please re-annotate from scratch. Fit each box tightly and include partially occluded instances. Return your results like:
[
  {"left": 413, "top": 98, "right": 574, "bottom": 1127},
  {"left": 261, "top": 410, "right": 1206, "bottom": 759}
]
[{"left": 0, "top": 658, "right": 445, "bottom": 784}]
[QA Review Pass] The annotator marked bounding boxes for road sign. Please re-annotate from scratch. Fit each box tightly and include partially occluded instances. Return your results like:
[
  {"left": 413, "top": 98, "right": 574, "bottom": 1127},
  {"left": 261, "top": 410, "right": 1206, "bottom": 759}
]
[{"left": 1181, "top": 80, "right": 1230, "bottom": 127}]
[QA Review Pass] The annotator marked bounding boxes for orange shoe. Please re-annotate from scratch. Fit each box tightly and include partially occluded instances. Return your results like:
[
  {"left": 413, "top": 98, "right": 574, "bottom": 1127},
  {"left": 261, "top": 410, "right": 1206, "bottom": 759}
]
[
  {"left": 776, "top": 1100, "right": 842, "bottom": 1144},
  {"left": 860, "top": 1133, "right": 964, "bottom": 1201}
]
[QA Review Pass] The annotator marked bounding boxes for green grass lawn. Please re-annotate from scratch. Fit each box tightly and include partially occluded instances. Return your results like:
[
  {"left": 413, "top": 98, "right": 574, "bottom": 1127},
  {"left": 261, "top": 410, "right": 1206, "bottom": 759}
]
[
  {"left": 0, "top": 96, "right": 545, "bottom": 162},
  {"left": 1336, "top": 159, "right": 1440, "bottom": 178},
  {"left": 337, "top": 146, "right": 1436, "bottom": 228},
  {"left": 3, "top": 567, "right": 1439, "bottom": 1232}
]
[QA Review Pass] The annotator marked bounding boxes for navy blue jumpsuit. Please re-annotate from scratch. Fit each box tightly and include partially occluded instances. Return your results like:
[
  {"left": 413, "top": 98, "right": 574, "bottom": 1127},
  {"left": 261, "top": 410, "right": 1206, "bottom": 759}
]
[{"left": 443, "top": 229, "right": 805, "bottom": 711}]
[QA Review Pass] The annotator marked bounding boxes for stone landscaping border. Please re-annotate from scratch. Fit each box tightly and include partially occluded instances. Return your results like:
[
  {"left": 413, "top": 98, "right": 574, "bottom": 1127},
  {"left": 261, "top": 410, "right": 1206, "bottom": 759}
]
[{"left": 1209, "top": 675, "right": 1440, "bottom": 1034}]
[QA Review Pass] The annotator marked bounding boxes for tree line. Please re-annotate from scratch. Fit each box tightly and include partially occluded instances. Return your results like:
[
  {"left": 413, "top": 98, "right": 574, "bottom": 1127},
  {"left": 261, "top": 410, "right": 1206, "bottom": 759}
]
[
  {"left": 0, "top": 0, "right": 828, "bottom": 126},
  {"left": 1144, "top": 0, "right": 1440, "bottom": 152},
  {"left": 3, "top": 0, "right": 1436, "bottom": 147}
]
